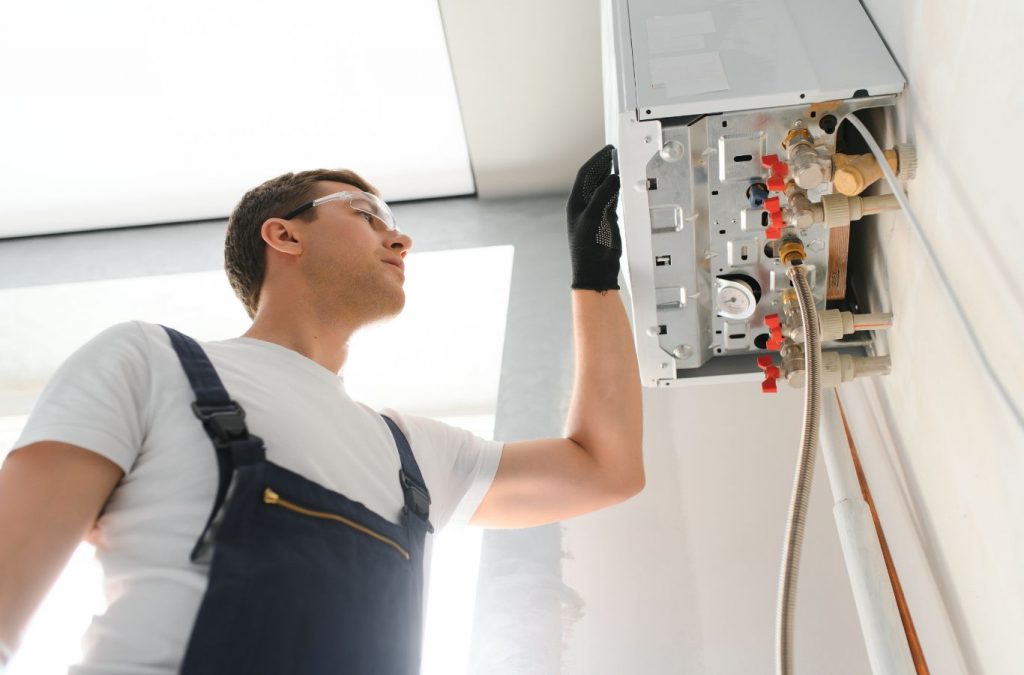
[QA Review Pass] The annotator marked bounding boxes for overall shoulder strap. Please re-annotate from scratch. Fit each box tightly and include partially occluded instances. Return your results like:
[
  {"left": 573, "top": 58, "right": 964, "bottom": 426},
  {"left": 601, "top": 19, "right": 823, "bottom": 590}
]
[
  {"left": 159, "top": 325, "right": 266, "bottom": 560},
  {"left": 381, "top": 415, "right": 434, "bottom": 533}
]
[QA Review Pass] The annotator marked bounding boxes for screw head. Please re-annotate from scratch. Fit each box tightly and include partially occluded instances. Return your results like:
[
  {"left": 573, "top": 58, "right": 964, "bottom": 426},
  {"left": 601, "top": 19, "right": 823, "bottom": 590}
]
[
  {"left": 659, "top": 140, "right": 685, "bottom": 162},
  {"left": 672, "top": 344, "right": 694, "bottom": 359}
]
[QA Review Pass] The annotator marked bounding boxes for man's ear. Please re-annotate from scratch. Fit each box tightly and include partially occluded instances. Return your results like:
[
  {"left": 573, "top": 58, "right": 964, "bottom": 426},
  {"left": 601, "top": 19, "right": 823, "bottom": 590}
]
[{"left": 261, "top": 218, "right": 304, "bottom": 257}]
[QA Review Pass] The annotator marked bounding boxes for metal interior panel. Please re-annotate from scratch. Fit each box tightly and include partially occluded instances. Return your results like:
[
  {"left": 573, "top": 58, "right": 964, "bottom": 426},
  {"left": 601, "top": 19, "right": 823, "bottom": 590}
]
[
  {"left": 621, "top": 95, "right": 896, "bottom": 385},
  {"left": 607, "top": 0, "right": 904, "bottom": 386}
]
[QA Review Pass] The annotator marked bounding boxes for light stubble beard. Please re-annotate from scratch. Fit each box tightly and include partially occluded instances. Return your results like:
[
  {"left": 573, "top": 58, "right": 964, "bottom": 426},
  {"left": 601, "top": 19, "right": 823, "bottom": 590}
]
[{"left": 313, "top": 262, "right": 405, "bottom": 328}]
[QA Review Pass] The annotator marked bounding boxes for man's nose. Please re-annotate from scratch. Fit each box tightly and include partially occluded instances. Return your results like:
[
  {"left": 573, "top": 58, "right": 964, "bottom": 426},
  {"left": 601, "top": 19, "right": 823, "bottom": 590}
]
[{"left": 388, "top": 231, "right": 413, "bottom": 253}]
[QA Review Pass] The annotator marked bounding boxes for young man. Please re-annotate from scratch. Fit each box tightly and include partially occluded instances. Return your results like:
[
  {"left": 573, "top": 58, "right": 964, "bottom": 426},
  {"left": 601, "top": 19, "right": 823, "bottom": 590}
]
[{"left": 0, "top": 145, "right": 642, "bottom": 674}]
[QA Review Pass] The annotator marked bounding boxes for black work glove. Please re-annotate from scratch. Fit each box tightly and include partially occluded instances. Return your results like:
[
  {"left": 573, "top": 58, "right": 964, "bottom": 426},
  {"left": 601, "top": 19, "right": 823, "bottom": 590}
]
[{"left": 566, "top": 144, "right": 622, "bottom": 291}]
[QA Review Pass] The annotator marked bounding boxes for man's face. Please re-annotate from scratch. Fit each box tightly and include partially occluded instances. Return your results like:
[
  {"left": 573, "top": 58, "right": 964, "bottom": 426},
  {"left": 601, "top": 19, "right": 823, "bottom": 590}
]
[{"left": 296, "top": 181, "right": 413, "bottom": 323}]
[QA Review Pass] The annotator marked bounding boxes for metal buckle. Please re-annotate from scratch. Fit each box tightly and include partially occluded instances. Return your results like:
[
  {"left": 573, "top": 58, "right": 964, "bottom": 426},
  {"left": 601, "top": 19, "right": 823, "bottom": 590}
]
[
  {"left": 399, "top": 469, "right": 431, "bottom": 520},
  {"left": 191, "top": 400, "right": 248, "bottom": 444}
]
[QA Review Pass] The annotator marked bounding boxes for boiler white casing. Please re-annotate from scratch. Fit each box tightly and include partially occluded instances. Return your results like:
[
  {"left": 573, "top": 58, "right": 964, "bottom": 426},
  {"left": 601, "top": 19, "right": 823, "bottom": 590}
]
[{"left": 601, "top": 0, "right": 905, "bottom": 387}]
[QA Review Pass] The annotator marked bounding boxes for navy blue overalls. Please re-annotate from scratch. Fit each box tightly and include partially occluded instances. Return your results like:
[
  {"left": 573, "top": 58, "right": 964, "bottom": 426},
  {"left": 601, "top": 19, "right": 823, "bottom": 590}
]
[{"left": 160, "top": 325, "right": 435, "bottom": 675}]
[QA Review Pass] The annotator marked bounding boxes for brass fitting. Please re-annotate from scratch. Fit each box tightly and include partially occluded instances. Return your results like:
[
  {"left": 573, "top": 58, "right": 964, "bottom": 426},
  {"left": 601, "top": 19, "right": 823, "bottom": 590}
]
[
  {"left": 783, "top": 126, "right": 827, "bottom": 189},
  {"left": 832, "top": 150, "right": 898, "bottom": 196},
  {"left": 779, "top": 240, "right": 806, "bottom": 266},
  {"left": 782, "top": 127, "right": 813, "bottom": 149},
  {"left": 780, "top": 289, "right": 800, "bottom": 325},
  {"left": 783, "top": 183, "right": 815, "bottom": 228}
]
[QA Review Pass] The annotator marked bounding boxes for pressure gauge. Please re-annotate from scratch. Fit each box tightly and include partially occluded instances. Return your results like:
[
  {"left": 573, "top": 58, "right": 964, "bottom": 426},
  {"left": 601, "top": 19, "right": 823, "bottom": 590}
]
[{"left": 715, "top": 277, "right": 758, "bottom": 320}]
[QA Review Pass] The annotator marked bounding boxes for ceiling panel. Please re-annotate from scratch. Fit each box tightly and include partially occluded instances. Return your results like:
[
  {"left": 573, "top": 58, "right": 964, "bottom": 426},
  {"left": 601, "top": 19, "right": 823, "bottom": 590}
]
[{"left": 0, "top": 0, "right": 474, "bottom": 238}]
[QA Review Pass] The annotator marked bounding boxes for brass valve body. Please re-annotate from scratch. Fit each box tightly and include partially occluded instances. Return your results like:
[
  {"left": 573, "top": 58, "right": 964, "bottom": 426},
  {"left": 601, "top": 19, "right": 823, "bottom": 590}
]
[
  {"left": 779, "top": 240, "right": 806, "bottom": 266},
  {"left": 783, "top": 127, "right": 813, "bottom": 149}
]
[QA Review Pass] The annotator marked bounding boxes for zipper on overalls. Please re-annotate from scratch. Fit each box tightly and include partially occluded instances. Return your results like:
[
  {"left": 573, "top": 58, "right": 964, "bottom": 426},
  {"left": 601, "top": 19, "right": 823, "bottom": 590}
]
[{"left": 263, "top": 488, "right": 411, "bottom": 561}]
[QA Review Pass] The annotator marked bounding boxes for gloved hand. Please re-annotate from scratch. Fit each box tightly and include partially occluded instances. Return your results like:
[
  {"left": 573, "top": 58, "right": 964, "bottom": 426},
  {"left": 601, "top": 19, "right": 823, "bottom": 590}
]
[{"left": 566, "top": 144, "right": 622, "bottom": 291}]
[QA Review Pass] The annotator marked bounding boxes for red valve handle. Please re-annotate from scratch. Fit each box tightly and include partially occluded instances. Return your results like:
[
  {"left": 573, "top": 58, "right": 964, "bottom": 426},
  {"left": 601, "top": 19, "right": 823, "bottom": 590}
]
[
  {"left": 766, "top": 210, "right": 785, "bottom": 240},
  {"left": 763, "top": 197, "right": 785, "bottom": 239},
  {"left": 762, "top": 154, "right": 789, "bottom": 192},
  {"left": 757, "top": 355, "right": 780, "bottom": 393},
  {"left": 764, "top": 314, "right": 785, "bottom": 350}
]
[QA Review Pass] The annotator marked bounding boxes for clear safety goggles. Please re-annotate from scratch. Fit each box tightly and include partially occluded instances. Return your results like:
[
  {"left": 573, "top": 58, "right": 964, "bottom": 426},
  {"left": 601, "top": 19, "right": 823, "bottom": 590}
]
[{"left": 283, "top": 190, "right": 399, "bottom": 232}]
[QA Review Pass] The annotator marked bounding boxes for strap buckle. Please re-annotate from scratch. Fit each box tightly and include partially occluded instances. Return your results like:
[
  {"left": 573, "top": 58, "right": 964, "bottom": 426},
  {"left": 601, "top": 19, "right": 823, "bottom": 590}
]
[
  {"left": 191, "top": 400, "right": 248, "bottom": 445},
  {"left": 399, "top": 469, "right": 431, "bottom": 521}
]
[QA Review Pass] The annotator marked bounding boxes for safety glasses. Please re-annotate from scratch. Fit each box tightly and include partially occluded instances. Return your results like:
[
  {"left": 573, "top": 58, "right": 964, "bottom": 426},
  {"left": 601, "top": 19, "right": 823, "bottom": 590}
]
[{"left": 283, "top": 190, "right": 399, "bottom": 232}]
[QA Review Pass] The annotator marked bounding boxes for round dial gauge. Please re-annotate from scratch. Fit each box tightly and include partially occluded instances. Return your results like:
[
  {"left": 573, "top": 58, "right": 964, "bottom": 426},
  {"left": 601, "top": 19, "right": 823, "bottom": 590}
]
[
  {"left": 718, "top": 287, "right": 751, "bottom": 313},
  {"left": 715, "top": 278, "right": 758, "bottom": 320}
]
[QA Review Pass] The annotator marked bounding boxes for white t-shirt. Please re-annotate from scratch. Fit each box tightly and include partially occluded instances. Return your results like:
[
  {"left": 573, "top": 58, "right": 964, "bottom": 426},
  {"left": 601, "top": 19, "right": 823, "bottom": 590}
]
[{"left": 10, "top": 321, "right": 503, "bottom": 675}]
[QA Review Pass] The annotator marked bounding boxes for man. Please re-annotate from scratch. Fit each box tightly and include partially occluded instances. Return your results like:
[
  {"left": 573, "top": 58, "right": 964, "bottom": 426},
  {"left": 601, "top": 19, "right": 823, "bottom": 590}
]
[{"left": 0, "top": 145, "right": 643, "bottom": 674}]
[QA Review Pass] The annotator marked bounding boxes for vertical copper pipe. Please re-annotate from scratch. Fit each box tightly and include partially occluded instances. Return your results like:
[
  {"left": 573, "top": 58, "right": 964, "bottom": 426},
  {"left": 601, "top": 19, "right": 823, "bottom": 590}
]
[{"left": 835, "top": 394, "right": 930, "bottom": 675}]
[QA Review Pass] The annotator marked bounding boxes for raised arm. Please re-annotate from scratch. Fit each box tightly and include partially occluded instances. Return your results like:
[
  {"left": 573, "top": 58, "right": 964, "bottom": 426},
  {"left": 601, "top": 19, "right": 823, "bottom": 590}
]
[{"left": 470, "top": 145, "right": 644, "bottom": 529}]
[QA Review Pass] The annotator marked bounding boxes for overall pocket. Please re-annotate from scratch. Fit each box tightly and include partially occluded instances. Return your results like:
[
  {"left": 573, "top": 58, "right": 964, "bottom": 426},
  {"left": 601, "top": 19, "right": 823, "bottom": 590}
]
[{"left": 262, "top": 487, "right": 411, "bottom": 561}]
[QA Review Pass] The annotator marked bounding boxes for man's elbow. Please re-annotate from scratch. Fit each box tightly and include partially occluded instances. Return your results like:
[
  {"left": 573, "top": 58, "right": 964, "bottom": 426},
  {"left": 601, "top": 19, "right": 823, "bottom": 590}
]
[{"left": 611, "top": 465, "right": 645, "bottom": 501}]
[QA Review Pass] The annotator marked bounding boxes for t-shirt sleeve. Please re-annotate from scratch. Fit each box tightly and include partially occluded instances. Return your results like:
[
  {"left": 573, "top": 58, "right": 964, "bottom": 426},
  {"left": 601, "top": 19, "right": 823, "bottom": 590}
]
[
  {"left": 379, "top": 409, "right": 503, "bottom": 532},
  {"left": 8, "top": 321, "right": 152, "bottom": 474}
]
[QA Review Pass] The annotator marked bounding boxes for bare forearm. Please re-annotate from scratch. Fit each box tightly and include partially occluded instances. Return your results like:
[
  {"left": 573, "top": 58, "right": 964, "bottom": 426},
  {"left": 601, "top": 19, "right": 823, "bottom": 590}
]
[{"left": 564, "top": 289, "right": 644, "bottom": 491}]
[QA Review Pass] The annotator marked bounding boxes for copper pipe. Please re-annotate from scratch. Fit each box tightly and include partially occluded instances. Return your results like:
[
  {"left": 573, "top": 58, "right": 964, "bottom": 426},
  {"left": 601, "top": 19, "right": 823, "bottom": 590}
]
[{"left": 836, "top": 394, "right": 930, "bottom": 674}]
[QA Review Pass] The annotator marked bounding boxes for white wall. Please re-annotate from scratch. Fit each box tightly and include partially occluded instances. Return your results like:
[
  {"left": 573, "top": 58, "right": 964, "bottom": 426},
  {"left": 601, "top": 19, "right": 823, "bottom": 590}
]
[
  {"left": 851, "top": 2, "right": 1024, "bottom": 673},
  {"left": 438, "top": 0, "right": 605, "bottom": 199},
  {"left": 562, "top": 383, "right": 871, "bottom": 673}
]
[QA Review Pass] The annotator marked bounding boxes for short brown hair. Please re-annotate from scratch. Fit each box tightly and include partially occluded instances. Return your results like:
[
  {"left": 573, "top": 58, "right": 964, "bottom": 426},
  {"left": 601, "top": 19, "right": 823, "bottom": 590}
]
[{"left": 224, "top": 168, "right": 379, "bottom": 319}]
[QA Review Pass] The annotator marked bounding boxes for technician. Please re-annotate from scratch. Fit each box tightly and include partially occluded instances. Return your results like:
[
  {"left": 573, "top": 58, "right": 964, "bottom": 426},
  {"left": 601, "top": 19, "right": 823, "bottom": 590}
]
[{"left": 0, "top": 144, "right": 643, "bottom": 674}]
